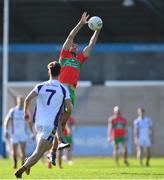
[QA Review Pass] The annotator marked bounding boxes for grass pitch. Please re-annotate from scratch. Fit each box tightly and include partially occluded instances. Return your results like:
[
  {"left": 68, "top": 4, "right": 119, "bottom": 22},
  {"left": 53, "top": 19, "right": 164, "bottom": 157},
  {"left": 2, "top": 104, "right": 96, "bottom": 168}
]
[{"left": 0, "top": 157, "right": 164, "bottom": 179}]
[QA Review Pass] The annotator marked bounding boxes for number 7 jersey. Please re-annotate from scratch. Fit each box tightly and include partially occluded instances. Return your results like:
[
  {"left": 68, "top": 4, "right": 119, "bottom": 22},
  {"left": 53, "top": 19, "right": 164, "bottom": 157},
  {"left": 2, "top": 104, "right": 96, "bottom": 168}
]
[{"left": 32, "top": 79, "right": 70, "bottom": 129}]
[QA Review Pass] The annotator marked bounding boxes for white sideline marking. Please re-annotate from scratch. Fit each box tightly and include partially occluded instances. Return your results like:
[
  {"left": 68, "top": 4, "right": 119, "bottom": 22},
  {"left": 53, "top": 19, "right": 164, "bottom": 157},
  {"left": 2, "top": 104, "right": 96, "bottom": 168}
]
[
  {"left": 7, "top": 81, "right": 92, "bottom": 87},
  {"left": 105, "top": 81, "right": 164, "bottom": 87}
]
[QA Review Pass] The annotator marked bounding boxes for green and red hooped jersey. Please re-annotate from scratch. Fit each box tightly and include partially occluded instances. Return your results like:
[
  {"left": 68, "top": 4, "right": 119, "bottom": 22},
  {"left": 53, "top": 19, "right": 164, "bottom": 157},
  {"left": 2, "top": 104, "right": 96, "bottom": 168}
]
[
  {"left": 58, "top": 49, "right": 87, "bottom": 88},
  {"left": 111, "top": 116, "right": 128, "bottom": 139}
]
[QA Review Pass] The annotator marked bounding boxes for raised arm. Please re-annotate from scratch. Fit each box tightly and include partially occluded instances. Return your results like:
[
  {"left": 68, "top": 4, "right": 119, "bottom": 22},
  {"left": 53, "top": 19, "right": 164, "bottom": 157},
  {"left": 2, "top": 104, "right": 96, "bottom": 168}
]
[
  {"left": 83, "top": 29, "right": 101, "bottom": 58},
  {"left": 63, "top": 12, "right": 89, "bottom": 50}
]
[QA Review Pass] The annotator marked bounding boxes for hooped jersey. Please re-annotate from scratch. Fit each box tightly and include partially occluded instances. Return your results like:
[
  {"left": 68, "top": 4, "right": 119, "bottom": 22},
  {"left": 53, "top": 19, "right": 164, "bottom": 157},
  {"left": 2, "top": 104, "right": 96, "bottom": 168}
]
[
  {"left": 59, "top": 49, "right": 87, "bottom": 88},
  {"left": 110, "top": 116, "right": 128, "bottom": 138}
]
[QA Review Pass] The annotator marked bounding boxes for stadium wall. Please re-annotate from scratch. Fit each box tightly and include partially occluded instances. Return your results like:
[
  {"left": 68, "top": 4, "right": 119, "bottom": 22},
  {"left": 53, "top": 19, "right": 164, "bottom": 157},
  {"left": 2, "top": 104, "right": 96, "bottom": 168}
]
[
  {"left": 75, "top": 84, "right": 164, "bottom": 156},
  {"left": 2, "top": 83, "right": 164, "bottom": 156},
  {"left": 0, "top": 44, "right": 164, "bottom": 83}
]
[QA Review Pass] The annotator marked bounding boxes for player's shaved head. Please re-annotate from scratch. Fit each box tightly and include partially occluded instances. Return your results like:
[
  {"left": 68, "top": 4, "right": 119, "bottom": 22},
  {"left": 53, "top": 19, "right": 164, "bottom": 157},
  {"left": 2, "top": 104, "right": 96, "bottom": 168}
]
[
  {"left": 137, "top": 107, "right": 145, "bottom": 117},
  {"left": 138, "top": 107, "right": 145, "bottom": 112},
  {"left": 16, "top": 96, "right": 24, "bottom": 108},
  {"left": 113, "top": 106, "right": 121, "bottom": 115}
]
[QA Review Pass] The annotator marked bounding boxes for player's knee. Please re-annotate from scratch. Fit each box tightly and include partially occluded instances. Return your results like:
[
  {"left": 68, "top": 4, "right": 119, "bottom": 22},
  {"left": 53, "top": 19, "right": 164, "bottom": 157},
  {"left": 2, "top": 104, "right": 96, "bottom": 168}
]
[
  {"left": 32, "top": 151, "right": 42, "bottom": 161},
  {"left": 63, "top": 110, "right": 71, "bottom": 118},
  {"left": 62, "top": 121, "right": 66, "bottom": 128}
]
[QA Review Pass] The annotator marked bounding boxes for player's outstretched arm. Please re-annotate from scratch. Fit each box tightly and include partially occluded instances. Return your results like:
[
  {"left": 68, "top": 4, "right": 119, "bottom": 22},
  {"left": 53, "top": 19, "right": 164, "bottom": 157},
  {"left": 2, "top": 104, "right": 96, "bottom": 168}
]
[
  {"left": 63, "top": 12, "right": 89, "bottom": 50},
  {"left": 83, "top": 29, "right": 101, "bottom": 58}
]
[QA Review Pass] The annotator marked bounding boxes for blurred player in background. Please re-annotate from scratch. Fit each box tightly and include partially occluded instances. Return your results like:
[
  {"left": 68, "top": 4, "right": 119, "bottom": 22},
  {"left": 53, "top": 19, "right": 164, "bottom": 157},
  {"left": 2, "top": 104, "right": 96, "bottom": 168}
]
[
  {"left": 48, "top": 11, "right": 101, "bottom": 166},
  {"left": 4, "top": 96, "right": 34, "bottom": 169},
  {"left": 108, "top": 106, "right": 129, "bottom": 166},
  {"left": 15, "top": 61, "right": 71, "bottom": 178},
  {"left": 134, "top": 107, "right": 153, "bottom": 166}
]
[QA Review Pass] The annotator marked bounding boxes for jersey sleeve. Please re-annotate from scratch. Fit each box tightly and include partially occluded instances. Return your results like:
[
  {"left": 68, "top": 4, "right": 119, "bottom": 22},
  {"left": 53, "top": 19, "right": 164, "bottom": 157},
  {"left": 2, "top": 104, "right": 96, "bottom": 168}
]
[
  {"left": 59, "top": 48, "right": 69, "bottom": 60},
  {"left": 33, "top": 84, "right": 44, "bottom": 94},
  {"left": 7, "top": 108, "right": 14, "bottom": 119},
  {"left": 77, "top": 53, "right": 88, "bottom": 64},
  {"left": 33, "top": 84, "right": 39, "bottom": 94}
]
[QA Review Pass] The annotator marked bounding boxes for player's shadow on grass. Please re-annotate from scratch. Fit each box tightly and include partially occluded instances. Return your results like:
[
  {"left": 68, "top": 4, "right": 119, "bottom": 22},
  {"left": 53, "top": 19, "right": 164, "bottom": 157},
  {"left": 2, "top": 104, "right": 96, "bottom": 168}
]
[
  {"left": 121, "top": 172, "right": 164, "bottom": 176},
  {"left": 121, "top": 165, "right": 164, "bottom": 168}
]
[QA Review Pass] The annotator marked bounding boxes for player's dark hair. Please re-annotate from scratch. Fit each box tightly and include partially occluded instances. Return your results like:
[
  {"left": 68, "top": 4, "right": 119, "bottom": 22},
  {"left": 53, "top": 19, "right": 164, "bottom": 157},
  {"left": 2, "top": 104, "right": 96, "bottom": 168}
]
[
  {"left": 138, "top": 107, "right": 145, "bottom": 112},
  {"left": 47, "top": 61, "right": 61, "bottom": 77}
]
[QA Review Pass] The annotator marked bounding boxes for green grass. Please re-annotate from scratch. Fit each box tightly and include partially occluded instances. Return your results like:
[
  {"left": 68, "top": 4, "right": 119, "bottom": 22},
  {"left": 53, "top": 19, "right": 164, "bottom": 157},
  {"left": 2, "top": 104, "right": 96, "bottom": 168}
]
[{"left": 0, "top": 157, "right": 164, "bottom": 179}]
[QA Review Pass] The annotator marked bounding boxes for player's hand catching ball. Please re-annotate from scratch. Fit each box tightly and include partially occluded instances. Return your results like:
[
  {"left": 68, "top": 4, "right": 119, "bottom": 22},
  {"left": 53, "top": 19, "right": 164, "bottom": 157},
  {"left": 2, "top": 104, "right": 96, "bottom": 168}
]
[{"left": 80, "top": 12, "right": 90, "bottom": 25}]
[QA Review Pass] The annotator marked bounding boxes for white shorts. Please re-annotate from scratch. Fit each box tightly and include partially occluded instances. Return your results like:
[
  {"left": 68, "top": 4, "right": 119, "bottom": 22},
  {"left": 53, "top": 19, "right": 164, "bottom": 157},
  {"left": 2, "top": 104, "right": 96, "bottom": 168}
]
[
  {"left": 10, "top": 132, "right": 27, "bottom": 144},
  {"left": 35, "top": 125, "right": 54, "bottom": 143},
  {"left": 138, "top": 137, "right": 151, "bottom": 147}
]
